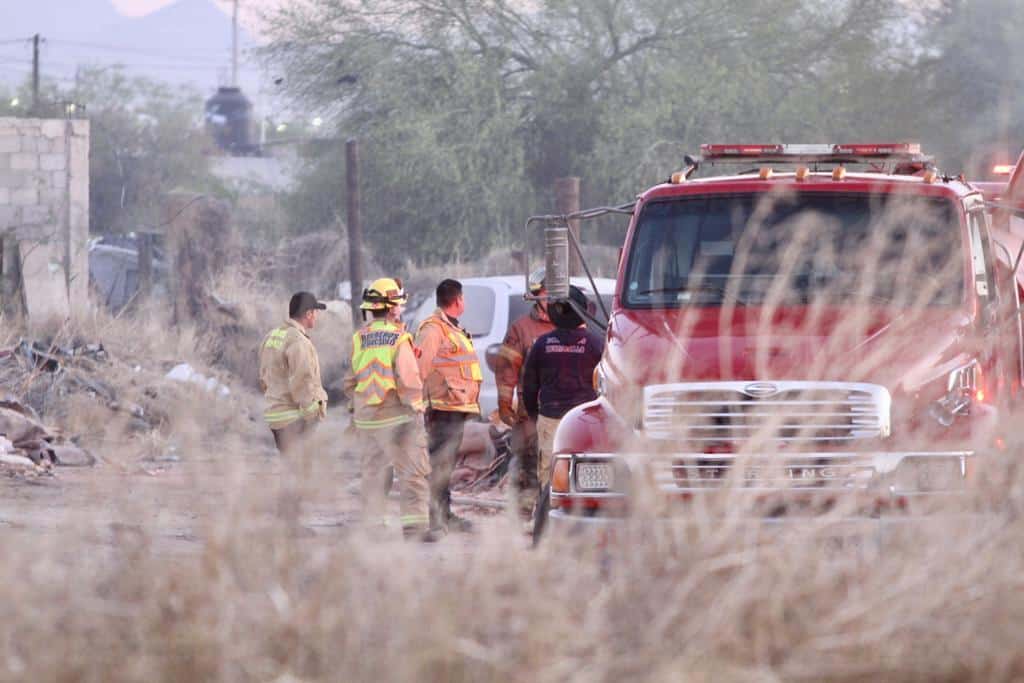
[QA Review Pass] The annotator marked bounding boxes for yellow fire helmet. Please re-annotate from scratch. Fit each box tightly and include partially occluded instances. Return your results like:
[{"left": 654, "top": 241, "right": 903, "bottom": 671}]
[
  {"left": 528, "top": 267, "right": 546, "bottom": 296},
  {"left": 360, "top": 277, "right": 408, "bottom": 310}
]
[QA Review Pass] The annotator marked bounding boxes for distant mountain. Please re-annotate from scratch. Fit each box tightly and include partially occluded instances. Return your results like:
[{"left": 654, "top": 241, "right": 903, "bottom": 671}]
[{"left": 0, "top": 0, "right": 262, "bottom": 99}]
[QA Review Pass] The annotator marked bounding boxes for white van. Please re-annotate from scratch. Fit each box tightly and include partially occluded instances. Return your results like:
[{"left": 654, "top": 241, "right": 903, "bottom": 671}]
[{"left": 407, "top": 275, "right": 617, "bottom": 417}]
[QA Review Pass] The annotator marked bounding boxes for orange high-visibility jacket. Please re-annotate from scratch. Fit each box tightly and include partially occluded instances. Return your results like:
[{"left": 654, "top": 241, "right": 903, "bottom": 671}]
[{"left": 415, "top": 309, "right": 483, "bottom": 414}]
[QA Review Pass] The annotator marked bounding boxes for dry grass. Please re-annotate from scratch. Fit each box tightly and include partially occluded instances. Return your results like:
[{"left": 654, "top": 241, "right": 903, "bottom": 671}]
[{"left": 2, "top": 222, "right": 1023, "bottom": 682}]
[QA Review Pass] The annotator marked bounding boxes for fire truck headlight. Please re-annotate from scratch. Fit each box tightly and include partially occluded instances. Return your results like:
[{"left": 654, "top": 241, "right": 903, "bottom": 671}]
[{"left": 576, "top": 461, "right": 615, "bottom": 492}]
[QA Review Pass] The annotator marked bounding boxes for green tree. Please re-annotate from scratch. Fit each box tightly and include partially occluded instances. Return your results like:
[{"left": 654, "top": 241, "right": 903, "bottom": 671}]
[
  {"left": 263, "top": 0, "right": 917, "bottom": 266},
  {"left": 63, "top": 67, "right": 220, "bottom": 234}
]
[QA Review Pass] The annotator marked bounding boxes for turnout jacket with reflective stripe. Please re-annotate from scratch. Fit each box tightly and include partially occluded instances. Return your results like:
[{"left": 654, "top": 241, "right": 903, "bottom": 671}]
[
  {"left": 259, "top": 319, "right": 328, "bottom": 429},
  {"left": 415, "top": 309, "right": 483, "bottom": 414},
  {"left": 494, "top": 304, "right": 554, "bottom": 422},
  {"left": 344, "top": 319, "right": 425, "bottom": 429}
]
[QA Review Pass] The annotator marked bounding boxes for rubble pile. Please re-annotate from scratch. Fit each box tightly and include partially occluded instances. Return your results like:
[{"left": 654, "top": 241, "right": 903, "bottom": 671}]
[{"left": 0, "top": 335, "right": 241, "bottom": 475}]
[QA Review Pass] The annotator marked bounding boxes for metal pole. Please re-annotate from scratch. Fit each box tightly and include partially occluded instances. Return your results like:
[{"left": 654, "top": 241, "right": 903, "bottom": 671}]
[
  {"left": 231, "top": 0, "right": 239, "bottom": 87},
  {"left": 346, "top": 139, "right": 365, "bottom": 328},
  {"left": 31, "top": 34, "right": 40, "bottom": 114},
  {"left": 554, "top": 177, "right": 581, "bottom": 276},
  {"left": 138, "top": 233, "right": 153, "bottom": 304}
]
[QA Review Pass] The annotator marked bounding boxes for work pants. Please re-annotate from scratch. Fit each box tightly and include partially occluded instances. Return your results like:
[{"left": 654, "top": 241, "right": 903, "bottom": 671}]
[
  {"left": 536, "top": 415, "right": 562, "bottom": 489},
  {"left": 510, "top": 419, "right": 540, "bottom": 515},
  {"left": 359, "top": 420, "right": 431, "bottom": 533},
  {"left": 426, "top": 409, "right": 473, "bottom": 529},
  {"left": 270, "top": 419, "right": 319, "bottom": 527},
  {"left": 271, "top": 418, "right": 317, "bottom": 456}
]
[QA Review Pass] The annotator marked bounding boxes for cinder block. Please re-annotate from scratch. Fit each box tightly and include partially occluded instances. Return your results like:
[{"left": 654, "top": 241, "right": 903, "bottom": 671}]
[
  {"left": 20, "top": 137, "right": 39, "bottom": 153},
  {"left": 0, "top": 188, "right": 8, "bottom": 205},
  {"left": 0, "top": 170, "right": 26, "bottom": 187},
  {"left": 39, "top": 154, "right": 66, "bottom": 171},
  {"left": 11, "top": 187, "right": 37, "bottom": 205},
  {"left": 38, "top": 189, "right": 65, "bottom": 205},
  {"left": 50, "top": 171, "right": 67, "bottom": 188},
  {"left": 0, "top": 205, "right": 16, "bottom": 228},
  {"left": 0, "top": 136, "right": 18, "bottom": 154},
  {"left": 20, "top": 205, "right": 52, "bottom": 225},
  {"left": 40, "top": 120, "right": 65, "bottom": 139},
  {"left": 10, "top": 153, "right": 37, "bottom": 171},
  {"left": 71, "top": 120, "right": 89, "bottom": 136}
]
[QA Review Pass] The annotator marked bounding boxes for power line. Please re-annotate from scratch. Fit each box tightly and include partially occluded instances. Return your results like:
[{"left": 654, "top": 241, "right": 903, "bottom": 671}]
[
  {"left": 41, "top": 59, "right": 230, "bottom": 72},
  {"left": 48, "top": 38, "right": 233, "bottom": 62}
]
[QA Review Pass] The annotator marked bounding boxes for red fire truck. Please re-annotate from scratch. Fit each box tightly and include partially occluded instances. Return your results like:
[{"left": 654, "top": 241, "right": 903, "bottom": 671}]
[{"left": 532, "top": 143, "right": 1024, "bottom": 534}]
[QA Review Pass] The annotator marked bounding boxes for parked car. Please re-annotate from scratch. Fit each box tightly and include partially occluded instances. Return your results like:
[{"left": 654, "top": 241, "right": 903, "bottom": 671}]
[{"left": 406, "top": 275, "right": 617, "bottom": 417}]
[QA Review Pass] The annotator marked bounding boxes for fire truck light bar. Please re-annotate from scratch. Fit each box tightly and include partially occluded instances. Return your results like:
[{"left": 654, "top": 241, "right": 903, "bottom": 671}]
[
  {"left": 993, "top": 164, "right": 1015, "bottom": 175},
  {"left": 701, "top": 143, "right": 922, "bottom": 159}
]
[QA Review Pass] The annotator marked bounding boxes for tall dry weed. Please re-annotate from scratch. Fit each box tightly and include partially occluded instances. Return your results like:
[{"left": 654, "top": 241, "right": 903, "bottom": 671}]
[{"left": 2, "top": 196, "right": 1021, "bottom": 682}]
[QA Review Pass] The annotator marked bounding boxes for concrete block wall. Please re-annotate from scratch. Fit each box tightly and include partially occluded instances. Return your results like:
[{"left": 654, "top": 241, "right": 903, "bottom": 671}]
[{"left": 0, "top": 117, "right": 90, "bottom": 321}]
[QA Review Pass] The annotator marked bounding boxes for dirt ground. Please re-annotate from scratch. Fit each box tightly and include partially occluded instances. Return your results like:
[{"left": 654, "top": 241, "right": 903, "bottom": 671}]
[{"left": 0, "top": 413, "right": 522, "bottom": 560}]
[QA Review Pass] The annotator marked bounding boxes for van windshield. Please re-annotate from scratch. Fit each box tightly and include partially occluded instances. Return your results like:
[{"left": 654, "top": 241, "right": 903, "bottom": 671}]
[{"left": 623, "top": 192, "right": 963, "bottom": 308}]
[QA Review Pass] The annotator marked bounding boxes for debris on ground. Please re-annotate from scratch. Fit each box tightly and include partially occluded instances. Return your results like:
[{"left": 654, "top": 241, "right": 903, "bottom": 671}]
[
  {"left": 165, "top": 363, "right": 231, "bottom": 396},
  {"left": 0, "top": 397, "right": 94, "bottom": 467},
  {"left": 0, "top": 332, "right": 244, "bottom": 473}
]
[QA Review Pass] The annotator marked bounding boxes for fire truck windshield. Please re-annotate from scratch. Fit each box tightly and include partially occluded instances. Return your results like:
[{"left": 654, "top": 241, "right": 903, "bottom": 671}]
[{"left": 623, "top": 192, "right": 963, "bottom": 308}]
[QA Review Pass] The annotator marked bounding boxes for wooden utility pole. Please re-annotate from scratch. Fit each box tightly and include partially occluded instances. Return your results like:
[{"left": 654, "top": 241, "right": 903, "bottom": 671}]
[
  {"left": 31, "top": 34, "right": 40, "bottom": 114},
  {"left": 555, "top": 177, "right": 581, "bottom": 276},
  {"left": 231, "top": 0, "right": 239, "bottom": 87},
  {"left": 346, "top": 139, "right": 365, "bottom": 327}
]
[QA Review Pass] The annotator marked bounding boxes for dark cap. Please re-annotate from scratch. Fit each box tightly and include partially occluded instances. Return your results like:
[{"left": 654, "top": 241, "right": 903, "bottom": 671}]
[
  {"left": 549, "top": 285, "right": 590, "bottom": 329},
  {"left": 289, "top": 291, "right": 327, "bottom": 318}
]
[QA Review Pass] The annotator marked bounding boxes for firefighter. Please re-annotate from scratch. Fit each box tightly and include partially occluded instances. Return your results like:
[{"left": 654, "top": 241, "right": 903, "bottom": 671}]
[
  {"left": 521, "top": 286, "right": 605, "bottom": 495},
  {"left": 494, "top": 268, "right": 554, "bottom": 517},
  {"left": 416, "top": 278, "right": 483, "bottom": 533},
  {"left": 344, "top": 277, "right": 437, "bottom": 542},
  {"left": 258, "top": 291, "right": 328, "bottom": 455}
]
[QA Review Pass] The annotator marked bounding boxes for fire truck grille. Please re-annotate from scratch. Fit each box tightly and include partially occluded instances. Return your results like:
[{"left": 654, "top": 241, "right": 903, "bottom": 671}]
[{"left": 642, "top": 381, "right": 891, "bottom": 447}]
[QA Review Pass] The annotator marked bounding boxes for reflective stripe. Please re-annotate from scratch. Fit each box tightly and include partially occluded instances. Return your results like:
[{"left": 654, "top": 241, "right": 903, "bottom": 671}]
[
  {"left": 354, "top": 413, "right": 414, "bottom": 429},
  {"left": 497, "top": 345, "right": 522, "bottom": 362},
  {"left": 429, "top": 399, "right": 480, "bottom": 413},
  {"left": 400, "top": 514, "right": 428, "bottom": 528},
  {"left": 354, "top": 361, "right": 396, "bottom": 382},
  {"left": 419, "top": 318, "right": 483, "bottom": 383},
  {"left": 264, "top": 408, "right": 301, "bottom": 423}
]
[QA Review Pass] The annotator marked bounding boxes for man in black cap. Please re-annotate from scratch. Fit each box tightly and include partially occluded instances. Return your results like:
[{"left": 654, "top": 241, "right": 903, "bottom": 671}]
[
  {"left": 520, "top": 286, "right": 604, "bottom": 505},
  {"left": 258, "top": 291, "right": 329, "bottom": 454}
]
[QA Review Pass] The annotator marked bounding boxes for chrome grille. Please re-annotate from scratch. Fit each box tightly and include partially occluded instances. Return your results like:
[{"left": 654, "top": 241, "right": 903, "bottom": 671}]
[{"left": 643, "top": 381, "right": 891, "bottom": 446}]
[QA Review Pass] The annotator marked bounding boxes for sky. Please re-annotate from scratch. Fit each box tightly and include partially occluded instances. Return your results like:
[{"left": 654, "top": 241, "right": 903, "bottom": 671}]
[{"left": 111, "top": 0, "right": 279, "bottom": 18}]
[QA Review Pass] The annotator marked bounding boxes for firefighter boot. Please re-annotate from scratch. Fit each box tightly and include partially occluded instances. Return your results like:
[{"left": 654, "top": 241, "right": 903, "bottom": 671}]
[{"left": 405, "top": 526, "right": 443, "bottom": 543}]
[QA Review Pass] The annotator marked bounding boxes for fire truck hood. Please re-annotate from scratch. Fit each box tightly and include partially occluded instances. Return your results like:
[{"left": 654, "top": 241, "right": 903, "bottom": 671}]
[{"left": 606, "top": 305, "right": 973, "bottom": 395}]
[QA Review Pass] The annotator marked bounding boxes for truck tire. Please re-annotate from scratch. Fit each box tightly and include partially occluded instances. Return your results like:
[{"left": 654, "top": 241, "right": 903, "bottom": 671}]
[{"left": 531, "top": 484, "right": 550, "bottom": 547}]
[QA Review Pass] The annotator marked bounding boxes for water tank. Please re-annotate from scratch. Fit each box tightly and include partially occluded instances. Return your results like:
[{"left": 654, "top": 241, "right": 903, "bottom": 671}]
[{"left": 205, "top": 86, "right": 254, "bottom": 155}]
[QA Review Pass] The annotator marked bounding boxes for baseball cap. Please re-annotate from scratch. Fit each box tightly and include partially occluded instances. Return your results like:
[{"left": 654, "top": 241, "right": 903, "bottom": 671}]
[
  {"left": 289, "top": 291, "right": 327, "bottom": 317},
  {"left": 549, "top": 285, "right": 589, "bottom": 329}
]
